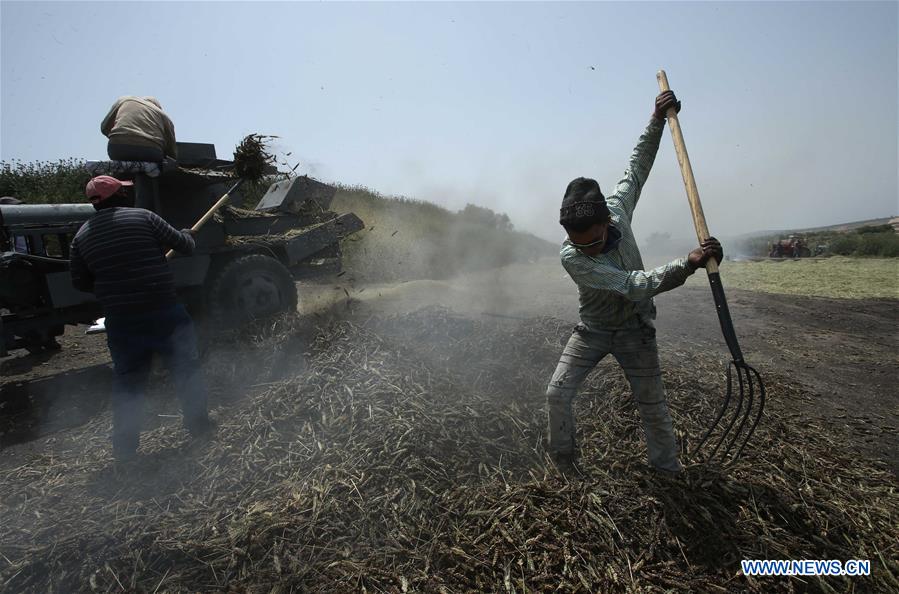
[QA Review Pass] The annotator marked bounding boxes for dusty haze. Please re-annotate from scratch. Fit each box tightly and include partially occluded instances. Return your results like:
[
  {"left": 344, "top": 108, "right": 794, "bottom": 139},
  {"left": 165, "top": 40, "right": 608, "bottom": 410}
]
[{"left": 2, "top": 2, "right": 896, "bottom": 245}]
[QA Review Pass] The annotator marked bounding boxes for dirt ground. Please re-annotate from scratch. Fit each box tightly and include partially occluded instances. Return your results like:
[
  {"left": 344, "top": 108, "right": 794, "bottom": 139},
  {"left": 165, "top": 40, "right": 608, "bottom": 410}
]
[
  {"left": 2, "top": 258, "right": 897, "bottom": 474},
  {"left": 1, "top": 258, "right": 897, "bottom": 592}
]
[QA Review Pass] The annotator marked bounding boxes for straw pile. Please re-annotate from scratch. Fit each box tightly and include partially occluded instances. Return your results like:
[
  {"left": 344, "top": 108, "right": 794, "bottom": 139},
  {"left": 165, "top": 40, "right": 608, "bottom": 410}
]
[
  {"left": 1, "top": 308, "right": 896, "bottom": 592},
  {"left": 232, "top": 134, "right": 276, "bottom": 182}
]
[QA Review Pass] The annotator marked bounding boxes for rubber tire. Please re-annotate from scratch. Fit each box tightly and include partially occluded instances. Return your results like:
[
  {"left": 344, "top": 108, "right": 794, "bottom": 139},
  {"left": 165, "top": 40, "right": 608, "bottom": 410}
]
[{"left": 206, "top": 254, "right": 298, "bottom": 327}]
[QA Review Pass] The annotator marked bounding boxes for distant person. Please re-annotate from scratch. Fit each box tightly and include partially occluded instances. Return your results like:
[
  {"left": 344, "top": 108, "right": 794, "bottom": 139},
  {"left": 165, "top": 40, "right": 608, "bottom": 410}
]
[
  {"left": 69, "top": 175, "right": 212, "bottom": 461},
  {"left": 101, "top": 96, "right": 177, "bottom": 162},
  {"left": 546, "top": 89, "right": 722, "bottom": 474}
]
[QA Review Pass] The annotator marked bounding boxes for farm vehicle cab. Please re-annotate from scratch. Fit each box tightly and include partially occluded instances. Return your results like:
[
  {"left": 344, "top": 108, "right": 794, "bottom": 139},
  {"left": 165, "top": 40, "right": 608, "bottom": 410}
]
[
  {"left": 0, "top": 143, "right": 363, "bottom": 356},
  {"left": 769, "top": 235, "right": 811, "bottom": 258}
]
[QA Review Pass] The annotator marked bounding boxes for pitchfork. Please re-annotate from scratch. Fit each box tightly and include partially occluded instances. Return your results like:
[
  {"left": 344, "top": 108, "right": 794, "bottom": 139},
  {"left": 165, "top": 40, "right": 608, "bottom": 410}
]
[{"left": 657, "top": 70, "right": 765, "bottom": 464}]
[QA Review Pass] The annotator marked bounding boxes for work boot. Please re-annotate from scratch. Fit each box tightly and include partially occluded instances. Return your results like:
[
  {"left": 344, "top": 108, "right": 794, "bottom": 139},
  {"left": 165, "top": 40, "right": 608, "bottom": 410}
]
[
  {"left": 112, "top": 432, "right": 139, "bottom": 462},
  {"left": 113, "top": 445, "right": 138, "bottom": 463},
  {"left": 651, "top": 460, "right": 684, "bottom": 477},
  {"left": 186, "top": 416, "right": 217, "bottom": 440},
  {"left": 550, "top": 448, "right": 580, "bottom": 473},
  {"left": 111, "top": 456, "right": 141, "bottom": 479}
]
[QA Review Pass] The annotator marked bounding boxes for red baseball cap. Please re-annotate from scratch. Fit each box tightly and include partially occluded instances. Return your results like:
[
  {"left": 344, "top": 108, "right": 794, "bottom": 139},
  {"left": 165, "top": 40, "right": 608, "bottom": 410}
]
[{"left": 85, "top": 175, "right": 134, "bottom": 202}]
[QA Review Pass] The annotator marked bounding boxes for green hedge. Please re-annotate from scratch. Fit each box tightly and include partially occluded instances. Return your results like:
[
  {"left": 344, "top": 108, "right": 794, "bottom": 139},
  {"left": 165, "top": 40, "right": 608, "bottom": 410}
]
[
  {"left": 739, "top": 225, "right": 899, "bottom": 258},
  {"left": 855, "top": 232, "right": 899, "bottom": 257},
  {"left": 0, "top": 160, "right": 558, "bottom": 283},
  {"left": 828, "top": 228, "right": 899, "bottom": 257},
  {"left": 0, "top": 159, "right": 91, "bottom": 204},
  {"left": 0, "top": 159, "right": 278, "bottom": 209}
]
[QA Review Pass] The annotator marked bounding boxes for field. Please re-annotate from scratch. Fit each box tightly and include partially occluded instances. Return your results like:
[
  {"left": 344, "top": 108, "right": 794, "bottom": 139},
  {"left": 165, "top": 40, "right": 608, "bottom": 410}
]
[
  {"left": 733, "top": 219, "right": 899, "bottom": 259},
  {"left": 330, "top": 185, "right": 555, "bottom": 283},
  {"left": 2, "top": 160, "right": 898, "bottom": 592},
  {"left": 688, "top": 257, "right": 899, "bottom": 300},
  {"left": 2, "top": 256, "right": 897, "bottom": 592}
]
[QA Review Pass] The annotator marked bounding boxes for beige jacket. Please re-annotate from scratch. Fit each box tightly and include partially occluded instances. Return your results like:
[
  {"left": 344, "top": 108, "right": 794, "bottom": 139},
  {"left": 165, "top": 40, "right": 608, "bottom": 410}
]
[{"left": 101, "top": 96, "right": 177, "bottom": 157}]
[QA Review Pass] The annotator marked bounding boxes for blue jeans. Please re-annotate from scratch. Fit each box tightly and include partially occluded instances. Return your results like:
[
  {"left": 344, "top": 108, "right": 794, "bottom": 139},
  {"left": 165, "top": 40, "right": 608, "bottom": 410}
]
[
  {"left": 546, "top": 323, "right": 682, "bottom": 472},
  {"left": 105, "top": 303, "right": 208, "bottom": 455}
]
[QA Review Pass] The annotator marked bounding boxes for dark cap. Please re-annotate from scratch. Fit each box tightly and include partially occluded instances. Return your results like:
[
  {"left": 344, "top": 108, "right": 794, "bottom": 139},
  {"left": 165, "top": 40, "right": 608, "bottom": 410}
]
[{"left": 559, "top": 177, "right": 610, "bottom": 229}]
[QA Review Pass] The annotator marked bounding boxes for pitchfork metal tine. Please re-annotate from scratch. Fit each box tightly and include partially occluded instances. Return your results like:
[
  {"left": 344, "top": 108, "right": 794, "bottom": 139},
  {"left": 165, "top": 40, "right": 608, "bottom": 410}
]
[
  {"left": 706, "top": 361, "right": 746, "bottom": 463},
  {"left": 729, "top": 365, "right": 766, "bottom": 461},
  {"left": 692, "top": 360, "right": 734, "bottom": 456},
  {"left": 697, "top": 362, "right": 765, "bottom": 465},
  {"left": 722, "top": 364, "right": 755, "bottom": 460}
]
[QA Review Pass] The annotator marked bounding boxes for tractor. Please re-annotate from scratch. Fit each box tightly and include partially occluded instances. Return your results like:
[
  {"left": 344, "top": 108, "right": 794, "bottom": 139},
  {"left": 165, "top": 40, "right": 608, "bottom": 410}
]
[
  {"left": 0, "top": 142, "right": 363, "bottom": 355},
  {"left": 769, "top": 235, "right": 811, "bottom": 258}
]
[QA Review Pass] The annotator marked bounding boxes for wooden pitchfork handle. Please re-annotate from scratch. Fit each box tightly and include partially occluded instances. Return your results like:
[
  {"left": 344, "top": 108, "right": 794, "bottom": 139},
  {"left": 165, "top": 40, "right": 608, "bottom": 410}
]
[
  {"left": 165, "top": 179, "right": 244, "bottom": 260},
  {"left": 658, "top": 69, "right": 743, "bottom": 362},
  {"left": 656, "top": 70, "right": 719, "bottom": 275}
]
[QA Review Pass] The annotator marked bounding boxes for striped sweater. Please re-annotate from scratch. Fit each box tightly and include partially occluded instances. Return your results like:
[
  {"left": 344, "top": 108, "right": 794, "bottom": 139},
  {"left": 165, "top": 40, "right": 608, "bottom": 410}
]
[
  {"left": 560, "top": 117, "right": 695, "bottom": 330},
  {"left": 69, "top": 207, "right": 194, "bottom": 315}
]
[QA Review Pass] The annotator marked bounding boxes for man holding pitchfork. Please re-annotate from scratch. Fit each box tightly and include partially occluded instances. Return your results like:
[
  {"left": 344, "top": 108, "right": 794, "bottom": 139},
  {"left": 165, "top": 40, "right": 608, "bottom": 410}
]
[{"left": 546, "top": 89, "right": 722, "bottom": 474}]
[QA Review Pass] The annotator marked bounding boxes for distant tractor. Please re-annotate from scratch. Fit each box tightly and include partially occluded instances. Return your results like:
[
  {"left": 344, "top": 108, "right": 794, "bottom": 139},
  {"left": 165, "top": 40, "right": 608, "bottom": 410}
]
[{"left": 769, "top": 235, "right": 811, "bottom": 258}]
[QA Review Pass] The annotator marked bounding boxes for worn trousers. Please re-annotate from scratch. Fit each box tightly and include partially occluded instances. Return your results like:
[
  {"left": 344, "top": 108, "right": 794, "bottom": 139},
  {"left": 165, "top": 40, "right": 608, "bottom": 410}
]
[
  {"left": 546, "top": 323, "right": 682, "bottom": 472},
  {"left": 107, "top": 142, "right": 164, "bottom": 162},
  {"left": 105, "top": 303, "right": 209, "bottom": 456}
]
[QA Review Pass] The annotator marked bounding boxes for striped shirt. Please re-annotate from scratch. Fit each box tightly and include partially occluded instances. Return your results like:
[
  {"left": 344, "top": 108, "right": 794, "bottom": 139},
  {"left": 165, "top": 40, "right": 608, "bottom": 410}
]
[
  {"left": 560, "top": 117, "right": 694, "bottom": 330},
  {"left": 69, "top": 207, "right": 194, "bottom": 315}
]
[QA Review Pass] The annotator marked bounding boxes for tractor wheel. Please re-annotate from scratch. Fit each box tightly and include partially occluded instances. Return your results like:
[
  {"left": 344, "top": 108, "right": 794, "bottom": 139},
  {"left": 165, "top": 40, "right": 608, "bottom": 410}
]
[{"left": 207, "top": 254, "right": 298, "bottom": 327}]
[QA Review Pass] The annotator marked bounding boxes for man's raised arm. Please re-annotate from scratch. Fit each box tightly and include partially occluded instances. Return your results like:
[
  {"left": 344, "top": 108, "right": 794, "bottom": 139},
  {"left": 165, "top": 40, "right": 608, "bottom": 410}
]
[{"left": 606, "top": 90, "right": 681, "bottom": 221}]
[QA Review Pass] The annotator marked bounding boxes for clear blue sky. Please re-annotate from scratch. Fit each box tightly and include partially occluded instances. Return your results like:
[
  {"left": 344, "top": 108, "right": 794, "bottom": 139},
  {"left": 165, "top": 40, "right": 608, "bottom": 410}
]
[{"left": 2, "top": 1, "right": 897, "bottom": 242}]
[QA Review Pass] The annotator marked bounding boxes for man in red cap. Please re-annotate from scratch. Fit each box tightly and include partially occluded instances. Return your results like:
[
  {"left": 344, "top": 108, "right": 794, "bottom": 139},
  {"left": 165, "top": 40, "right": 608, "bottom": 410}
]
[{"left": 69, "top": 175, "right": 213, "bottom": 461}]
